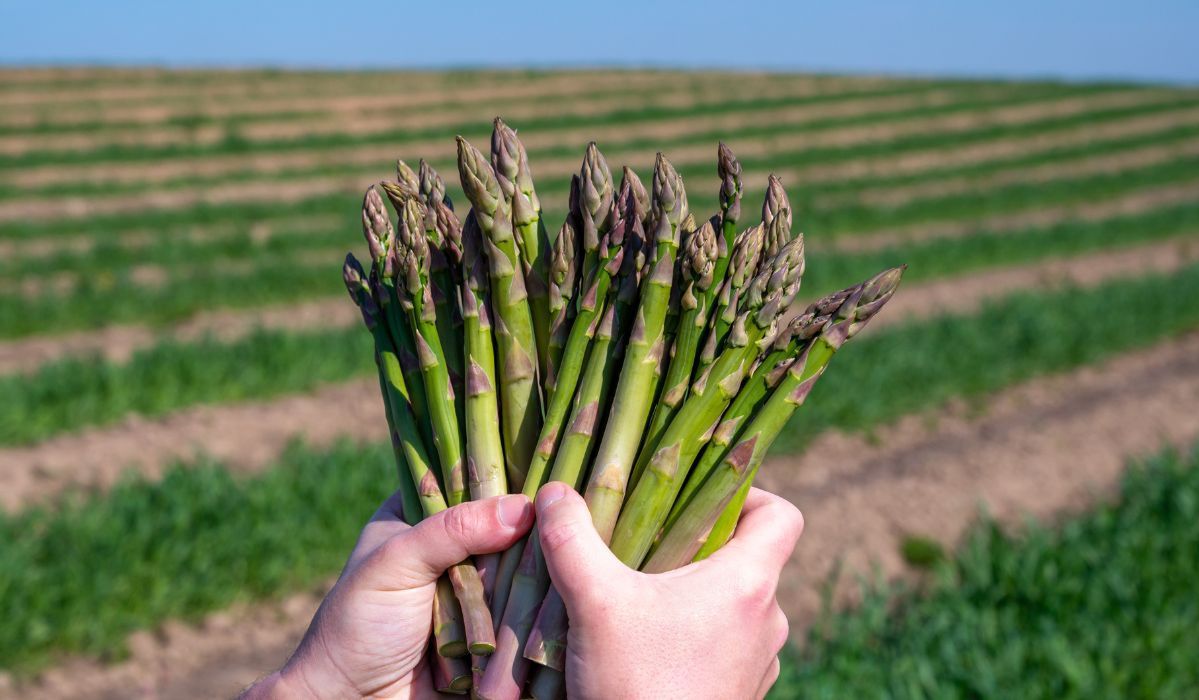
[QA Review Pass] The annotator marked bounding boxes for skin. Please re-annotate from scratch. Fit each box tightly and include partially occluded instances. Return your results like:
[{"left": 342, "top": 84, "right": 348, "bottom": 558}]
[{"left": 242, "top": 484, "right": 802, "bottom": 700}]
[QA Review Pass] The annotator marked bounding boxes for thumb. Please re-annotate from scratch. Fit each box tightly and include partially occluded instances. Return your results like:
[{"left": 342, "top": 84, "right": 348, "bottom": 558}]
[
  {"left": 374, "top": 494, "right": 533, "bottom": 587},
  {"left": 536, "top": 482, "right": 629, "bottom": 609}
]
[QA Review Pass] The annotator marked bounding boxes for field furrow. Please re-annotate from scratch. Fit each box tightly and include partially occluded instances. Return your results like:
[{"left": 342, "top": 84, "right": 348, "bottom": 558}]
[
  {"left": 7, "top": 333, "right": 1197, "bottom": 700},
  {"left": 2, "top": 240, "right": 1193, "bottom": 508}
]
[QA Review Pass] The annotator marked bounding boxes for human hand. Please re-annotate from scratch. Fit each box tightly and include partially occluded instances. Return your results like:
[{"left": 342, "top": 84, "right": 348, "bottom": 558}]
[
  {"left": 243, "top": 490, "right": 534, "bottom": 699},
  {"left": 536, "top": 482, "right": 803, "bottom": 700}
]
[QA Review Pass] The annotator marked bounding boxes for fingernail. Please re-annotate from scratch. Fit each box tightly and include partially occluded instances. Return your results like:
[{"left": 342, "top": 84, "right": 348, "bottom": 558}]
[
  {"left": 497, "top": 494, "right": 532, "bottom": 528},
  {"left": 536, "top": 481, "right": 570, "bottom": 513}
]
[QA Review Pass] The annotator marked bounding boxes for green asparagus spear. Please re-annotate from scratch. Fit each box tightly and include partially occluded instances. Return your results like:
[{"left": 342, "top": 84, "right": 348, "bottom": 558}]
[
  {"left": 707, "top": 142, "right": 743, "bottom": 306},
  {"left": 344, "top": 255, "right": 495, "bottom": 656},
  {"left": 581, "top": 153, "right": 686, "bottom": 544},
  {"left": 522, "top": 201, "right": 644, "bottom": 671},
  {"left": 546, "top": 212, "right": 580, "bottom": 383},
  {"left": 420, "top": 158, "right": 453, "bottom": 210},
  {"left": 461, "top": 211, "right": 508, "bottom": 502},
  {"left": 396, "top": 158, "right": 421, "bottom": 194},
  {"left": 622, "top": 165, "right": 651, "bottom": 228},
  {"left": 361, "top": 186, "right": 436, "bottom": 454},
  {"left": 457, "top": 136, "right": 543, "bottom": 491},
  {"left": 650, "top": 267, "right": 905, "bottom": 570},
  {"left": 493, "top": 118, "right": 552, "bottom": 379},
  {"left": 609, "top": 236, "right": 806, "bottom": 568},
  {"left": 694, "top": 222, "right": 766, "bottom": 377},
  {"left": 388, "top": 193, "right": 467, "bottom": 506},
  {"left": 634, "top": 217, "right": 718, "bottom": 485}
]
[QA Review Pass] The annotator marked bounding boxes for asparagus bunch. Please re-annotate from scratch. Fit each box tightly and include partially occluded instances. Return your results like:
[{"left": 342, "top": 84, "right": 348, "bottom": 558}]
[{"left": 339, "top": 123, "right": 905, "bottom": 696}]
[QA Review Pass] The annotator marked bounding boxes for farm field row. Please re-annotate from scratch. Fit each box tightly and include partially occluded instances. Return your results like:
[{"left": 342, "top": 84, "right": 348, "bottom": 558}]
[
  {"left": 4, "top": 127, "right": 1196, "bottom": 292},
  {"left": 771, "top": 442, "right": 1199, "bottom": 698},
  {"left": 5, "top": 329, "right": 1198, "bottom": 696},
  {"left": 2, "top": 162, "right": 1194, "bottom": 339},
  {"left": 2, "top": 68, "right": 1197, "bottom": 697},
  {"left": 12, "top": 86, "right": 1195, "bottom": 202},
  {"left": 4, "top": 86, "right": 1188, "bottom": 215},
  {"left": 0, "top": 82, "right": 1149, "bottom": 168},
  {"left": 1, "top": 236, "right": 1189, "bottom": 509},
  {"left": 5, "top": 195, "right": 1197, "bottom": 436},
  {"left": 3, "top": 263, "right": 1199, "bottom": 675}
]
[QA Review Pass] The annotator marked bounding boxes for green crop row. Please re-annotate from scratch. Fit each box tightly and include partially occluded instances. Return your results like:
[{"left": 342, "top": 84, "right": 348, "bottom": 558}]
[
  {"left": 7, "top": 117, "right": 1196, "bottom": 289},
  {"left": 5, "top": 88, "right": 1194, "bottom": 249},
  {"left": 5, "top": 86, "right": 1197, "bottom": 209},
  {"left": 770, "top": 442, "right": 1199, "bottom": 699},
  {"left": 0, "top": 164, "right": 1194, "bottom": 341},
  {"left": 0, "top": 81, "right": 1118, "bottom": 170},
  {"left": 0, "top": 73, "right": 916, "bottom": 139},
  {"left": 3, "top": 263, "right": 1199, "bottom": 672}
]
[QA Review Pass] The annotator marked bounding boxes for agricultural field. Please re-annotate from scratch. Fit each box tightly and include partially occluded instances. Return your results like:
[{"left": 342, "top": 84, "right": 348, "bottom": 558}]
[{"left": 1, "top": 67, "right": 1198, "bottom": 698}]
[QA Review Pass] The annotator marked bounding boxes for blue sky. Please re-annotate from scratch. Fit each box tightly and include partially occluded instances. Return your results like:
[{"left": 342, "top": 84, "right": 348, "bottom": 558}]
[{"left": 2, "top": 1, "right": 1196, "bottom": 83}]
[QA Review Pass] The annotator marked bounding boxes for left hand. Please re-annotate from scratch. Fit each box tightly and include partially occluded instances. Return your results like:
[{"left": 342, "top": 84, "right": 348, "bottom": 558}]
[{"left": 241, "top": 489, "right": 533, "bottom": 699}]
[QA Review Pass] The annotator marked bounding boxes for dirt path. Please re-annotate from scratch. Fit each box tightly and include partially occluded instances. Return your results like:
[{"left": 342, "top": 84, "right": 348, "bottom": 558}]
[
  {"left": 5, "top": 330, "right": 1197, "bottom": 700},
  {"left": 3, "top": 237, "right": 1194, "bottom": 511}
]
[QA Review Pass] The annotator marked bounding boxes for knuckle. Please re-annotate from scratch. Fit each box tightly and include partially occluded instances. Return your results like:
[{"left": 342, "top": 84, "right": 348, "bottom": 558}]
[
  {"left": 772, "top": 499, "right": 804, "bottom": 542},
  {"left": 770, "top": 608, "right": 790, "bottom": 654},
  {"left": 539, "top": 519, "right": 582, "bottom": 554},
  {"left": 441, "top": 504, "right": 480, "bottom": 543},
  {"left": 735, "top": 571, "right": 778, "bottom": 614}
]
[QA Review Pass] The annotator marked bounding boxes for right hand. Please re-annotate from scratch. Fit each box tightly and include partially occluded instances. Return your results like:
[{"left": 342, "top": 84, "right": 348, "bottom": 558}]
[{"left": 536, "top": 482, "right": 804, "bottom": 699}]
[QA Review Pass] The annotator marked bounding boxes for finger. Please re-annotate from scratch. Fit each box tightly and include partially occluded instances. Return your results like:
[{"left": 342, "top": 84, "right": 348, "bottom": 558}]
[
  {"left": 755, "top": 656, "right": 781, "bottom": 700},
  {"left": 706, "top": 487, "right": 804, "bottom": 575},
  {"left": 371, "top": 494, "right": 534, "bottom": 587},
  {"left": 536, "top": 482, "right": 629, "bottom": 610},
  {"left": 345, "top": 489, "right": 413, "bottom": 571}
]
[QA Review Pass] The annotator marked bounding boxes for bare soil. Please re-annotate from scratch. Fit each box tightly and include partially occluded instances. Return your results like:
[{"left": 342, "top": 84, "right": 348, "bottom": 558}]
[
  {"left": 3, "top": 237, "right": 1193, "bottom": 510},
  {"left": 0, "top": 296, "right": 359, "bottom": 375},
  {"left": 5, "top": 333, "right": 1197, "bottom": 700},
  {"left": 0, "top": 378, "right": 385, "bottom": 513}
]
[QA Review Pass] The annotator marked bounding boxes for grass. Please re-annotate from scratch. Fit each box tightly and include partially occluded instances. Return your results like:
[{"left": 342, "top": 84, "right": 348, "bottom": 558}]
[
  {"left": 6, "top": 248, "right": 1199, "bottom": 446},
  {"left": 3, "top": 116, "right": 1194, "bottom": 285},
  {"left": 0, "top": 440, "right": 398, "bottom": 674},
  {"left": 0, "top": 327, "right": 373, "bottom": 445},
  {"left": 0, "top": 81, "right": 1114, "bottom": 170},
  {"left": 2, "top": 264, "right": 1198, "bottom": 672},
  {"left": 5, "top": 84, "right": 1192, "bottom": 203},
  {"left": 771, "top": 443, "right": 1199, "bottom": 699},
  {"left": 3, "top": 88, "right": 1192, "bottom": 245},
  {"left": 770, "top": 260, "right": 1199, "bottom": 453},
  {"left": 3, "top": 160, "right": 1194, "bottom": 339}
]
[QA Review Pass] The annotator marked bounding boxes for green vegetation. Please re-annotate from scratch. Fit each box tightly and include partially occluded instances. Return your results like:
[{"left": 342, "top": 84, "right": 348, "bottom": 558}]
[
  {"left": 801, "top": 201, "right": 1199, "bottom": 300},
  {"left": 0, "top": 440, "right": 397, "bottom": 674},
  {"left": 5, "top": 84, "right": 1193, "bottom": 204},
  {"left": 772, "top": 443, "right": 1199, "bottom": 698},
  {"left": 0, "top": 81, "right": 1115, "bottom": 170},
  {"left": 772, "top": 261, "right": 1199, "bottom": 453},
  {"left": 0, "top": 328, "right": 372, "bottom": 445},
  {"left": 6, "top": 256, "right": 1198, "bottom": 448}
]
